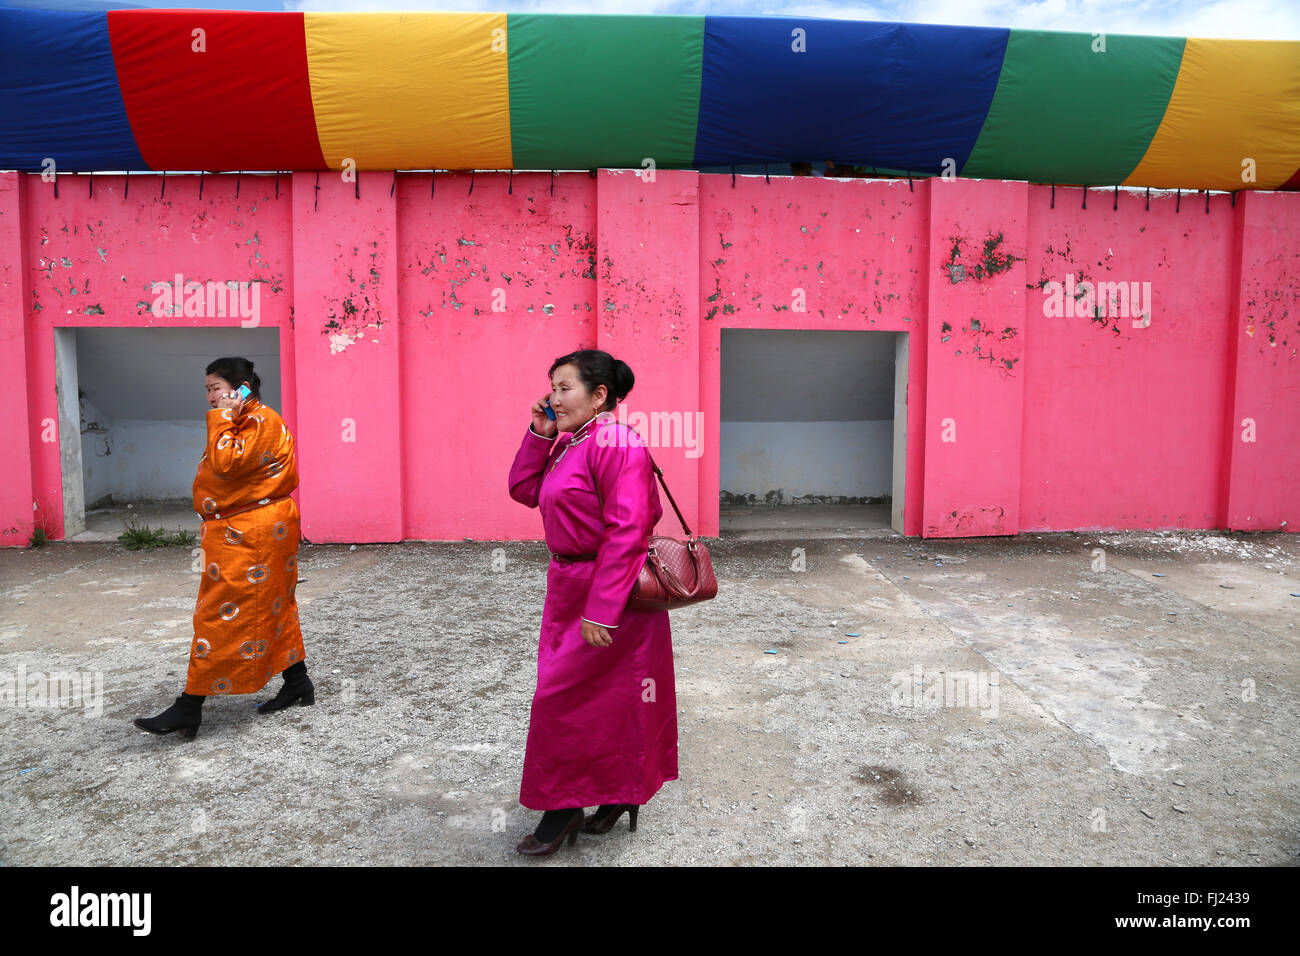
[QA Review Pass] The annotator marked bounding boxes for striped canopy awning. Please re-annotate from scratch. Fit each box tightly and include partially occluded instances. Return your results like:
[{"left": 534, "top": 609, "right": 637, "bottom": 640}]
[{"left": 1, "top": 8, "right": 1298, "bottom": 190}]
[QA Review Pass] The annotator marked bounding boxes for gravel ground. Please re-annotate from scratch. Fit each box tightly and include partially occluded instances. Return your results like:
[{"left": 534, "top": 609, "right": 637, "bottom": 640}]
[{"left": 1, "top": 529, "right": 1296, "bottom": 865}]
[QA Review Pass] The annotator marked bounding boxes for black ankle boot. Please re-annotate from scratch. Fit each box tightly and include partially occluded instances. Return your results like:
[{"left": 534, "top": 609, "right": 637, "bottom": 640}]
[
  {"left": 257, "top": 661, "right": 314, "bottom": 714},
  {"left": 134, "top": 692, "right": 203, "bottom": 739}
]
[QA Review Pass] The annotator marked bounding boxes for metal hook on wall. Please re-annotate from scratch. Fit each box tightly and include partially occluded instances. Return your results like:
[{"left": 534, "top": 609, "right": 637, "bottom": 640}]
[
  {"left": 550, "top": 170, "right": 555, "bottom": 196},
  {"left": 907, "top": 171, "right": 913, "bottom": 192},
  {"left": 1231, "top": 191, "right": 1238, "bottom": 208},
  {"left": 469, "top": 170, "right": 475, "bottom": 195},
  {"left": 1081, "top": 185, "right": 1086, "bottom": 210},
  {"left": 508, "top": 169, "right": 513, "bottom": 195},
  {"left": 1204, "top": 190, "right": 1210, "bottom": 214},
  {"left": 1113, "top": 185, "right": 1118, "bottom": 211},
  {"left": 1050, "top": 184, "right": 1055, "bottom": 209},
  {"left": 88, "top": 173, "right": 93, "bottom": 198},
  {"left": 236, "top": 172, "right": 241, "bottom": 198},
  {"left": 764, "top": 163, "right": 770, "bottom": 185},
  {"left": 431, "top": 170, "right": 436, "bottom": 198},
  {"left": 1145, "top": 187, "right": 1150, "bottom": 211},
  {"left": 354, "top": 174, "right": 359, "bottom": 200},
  {"left": 124, "top": 171, "right": 129, "bottom": 199},
  {"left": 274, "top": 172, "right": 279, "bottom": 200},
  {"left": 1176, "top": 189, "right": 1181, "bottom": 213},
  {"left": 314, "top": 171, "right": 320, "bottom": 212},
  {"left": 390, "top": 171, "right": 396, "bottom": 199},
  {"left": 731, "top": 165, "right": 736, "bottom": 188},
  {"left": 199, "top": 171, "right": 204, "bottom": 200},
  {"left": 160, "top": 171, "right": 166, "bottom": 198},
  {"left": 53, "top": 173, "right": 58, "bottom": 199}
]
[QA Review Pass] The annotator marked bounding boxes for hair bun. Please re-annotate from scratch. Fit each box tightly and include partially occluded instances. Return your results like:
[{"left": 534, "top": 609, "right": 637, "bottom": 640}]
[{"left": 614, "top": 359, "right": 634, "bottom": 401}]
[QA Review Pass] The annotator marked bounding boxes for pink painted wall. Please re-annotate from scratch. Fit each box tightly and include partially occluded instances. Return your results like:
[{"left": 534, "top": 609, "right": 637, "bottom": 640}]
[
  {"left": 698, "top": 173, "right": 929, "bottom": 535},
  {"left": 1225, "top": 196, "right": 1300, "bottom": 531},
  {"left": 1, "top": 169, "right": 1295, "bottom": 546},
  {"left": 395, "top": 171, "right": 596, "bottom": 541},
  {"left": 0, "top": 175, "right": 35, "bottom": 547},
  {"left": 291, "top": 171, "right": 400, "bottom": 543},
  {"left": 923, "top": 180, "right": 1028, "bottom": 536},
  {"left": 1, "top": 171, "right": 298, "bottom": 547}
]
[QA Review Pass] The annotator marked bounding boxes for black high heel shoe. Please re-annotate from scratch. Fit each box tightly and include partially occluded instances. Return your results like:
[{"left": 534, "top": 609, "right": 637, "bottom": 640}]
[
  {"left": 257, "top": 663, "right": 315, "bottom": 715},
  {"left": 582, "top": 804, "right": 639, "bottom": 835},
  {"left": 134, "top": 694, "right": 203, "bottom": 740},
  {"left": 515, "top": 809, "right": 586, "bottom": 856}
]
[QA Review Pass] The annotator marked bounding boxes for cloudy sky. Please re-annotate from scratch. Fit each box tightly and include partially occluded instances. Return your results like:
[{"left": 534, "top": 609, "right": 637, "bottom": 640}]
[{"left": 7, "top": 0, "right": 1299, "bottom": 41}]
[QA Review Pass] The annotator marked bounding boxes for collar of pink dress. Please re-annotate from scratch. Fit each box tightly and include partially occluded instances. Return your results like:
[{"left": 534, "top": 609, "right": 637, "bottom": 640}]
[{"left": 563, "top": 410, "right": 615, "bottom": 443}]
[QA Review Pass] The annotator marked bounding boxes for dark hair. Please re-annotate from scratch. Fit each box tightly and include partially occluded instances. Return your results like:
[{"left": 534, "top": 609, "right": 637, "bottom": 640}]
[
  {"left": 206, "top": 356, "right": 262, "bottom": 399},
  {"left": 549, "top": 349, "right": 634, "bottom": 412}
]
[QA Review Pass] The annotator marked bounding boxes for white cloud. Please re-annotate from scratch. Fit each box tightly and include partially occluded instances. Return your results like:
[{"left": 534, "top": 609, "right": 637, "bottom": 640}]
[
  {"left": 285, "top": 0, "right": 692, "bottom": 12},
  {"left": 770, "top": 0, "right": 1300, "bottom": 39},
  {"left": 278, "top": 0, "right": 1300, "bottom": 41}
]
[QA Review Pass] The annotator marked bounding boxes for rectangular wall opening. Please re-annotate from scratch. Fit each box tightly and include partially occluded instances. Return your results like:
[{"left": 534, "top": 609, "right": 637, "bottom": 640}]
[
  {"left": 58, "top": 327, "right": 282, "bottom": 541},
  {"left": 719, "top": 328, "right": 907, "bottom": 536}
]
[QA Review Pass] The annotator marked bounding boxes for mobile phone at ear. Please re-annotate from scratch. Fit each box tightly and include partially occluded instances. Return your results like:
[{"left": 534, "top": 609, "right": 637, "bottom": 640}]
[
  {"left": 236, "top": 385, "right": 252, "bottom": 402},
  {"left": 544, "top": 399, "right": 556, "bottom": 421}
]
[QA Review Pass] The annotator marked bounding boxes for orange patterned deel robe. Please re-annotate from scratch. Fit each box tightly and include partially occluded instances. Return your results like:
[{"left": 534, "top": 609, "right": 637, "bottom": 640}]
[{"left": 188, "top": 398, "right": 306, "bottom": 696}]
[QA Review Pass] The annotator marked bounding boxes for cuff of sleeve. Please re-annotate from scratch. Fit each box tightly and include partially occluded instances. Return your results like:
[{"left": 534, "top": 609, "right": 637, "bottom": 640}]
[
  {"left": 206, "top": 407, "right": 237, "bottom": 431},
  {"left": 581, "top": 616, "right": 619, "bottom": 629},
  {"left": 528, "top": 424, "right": 557, "bottom": 440}
]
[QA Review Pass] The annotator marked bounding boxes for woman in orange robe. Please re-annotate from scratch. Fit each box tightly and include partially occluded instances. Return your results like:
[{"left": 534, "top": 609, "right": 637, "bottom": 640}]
[{"left": 134, "top": 357, "right": 312, "bottom": 740}]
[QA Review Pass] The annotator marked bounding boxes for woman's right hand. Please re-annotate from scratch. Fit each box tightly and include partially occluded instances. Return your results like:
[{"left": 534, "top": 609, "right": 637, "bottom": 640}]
[
  {"left": 530, "top": 394, "right": 558, "bottom": 438},
  {"left": 216, "top": 390, "right": 244, "bottom": 416}
]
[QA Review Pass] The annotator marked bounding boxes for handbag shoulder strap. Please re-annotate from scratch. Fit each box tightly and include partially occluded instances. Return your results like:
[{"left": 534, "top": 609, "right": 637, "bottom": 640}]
[
  {"left": 587, "top": 433, "right": 694, "bottom": 538},
  {"left": 645, "top": 451, "right": 694, "bottom": 538}
]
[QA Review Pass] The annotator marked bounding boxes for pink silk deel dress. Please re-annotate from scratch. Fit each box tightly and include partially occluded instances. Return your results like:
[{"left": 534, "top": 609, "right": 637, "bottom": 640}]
[{"left": 507, "top": 409, "right": 680, "bottom": 810}]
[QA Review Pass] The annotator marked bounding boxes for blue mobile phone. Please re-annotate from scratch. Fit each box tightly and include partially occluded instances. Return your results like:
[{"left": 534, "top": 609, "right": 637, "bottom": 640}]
[
  {"left": 544, "top": 399, "right": 556, "bottom": 421},
  {"left": 236, "top": 384, "right": 252, "bottom": 402}
]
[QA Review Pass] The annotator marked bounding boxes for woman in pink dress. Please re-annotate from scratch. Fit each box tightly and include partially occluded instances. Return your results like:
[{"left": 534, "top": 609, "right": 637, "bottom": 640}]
[{"left": 507, "top": 349, "right": 679, "bottom": 856}]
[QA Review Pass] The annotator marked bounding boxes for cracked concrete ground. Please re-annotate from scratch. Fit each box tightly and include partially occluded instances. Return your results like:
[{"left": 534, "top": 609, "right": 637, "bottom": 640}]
[{"left": 1, "top": 528, "right": 1296, "bottom": 865}]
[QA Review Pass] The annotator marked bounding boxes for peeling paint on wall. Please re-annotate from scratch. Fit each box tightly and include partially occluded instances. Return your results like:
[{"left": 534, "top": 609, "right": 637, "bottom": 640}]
[
  {"left": 323, "top": 242, "right": 385, "bottom": 352},
  {"left": 1242, "top": 250, "right": 1299, "bottom": 357},
  {"left": 944, "top": 232, "right": 1022, "bottom": 284}
]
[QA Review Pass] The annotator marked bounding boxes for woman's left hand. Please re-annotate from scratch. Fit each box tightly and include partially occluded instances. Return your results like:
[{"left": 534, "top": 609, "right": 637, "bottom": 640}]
[{"left": 581, "top": 619, "right": 613, "bottom": 648}]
